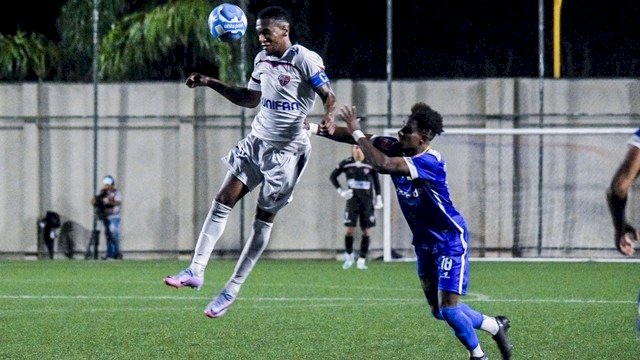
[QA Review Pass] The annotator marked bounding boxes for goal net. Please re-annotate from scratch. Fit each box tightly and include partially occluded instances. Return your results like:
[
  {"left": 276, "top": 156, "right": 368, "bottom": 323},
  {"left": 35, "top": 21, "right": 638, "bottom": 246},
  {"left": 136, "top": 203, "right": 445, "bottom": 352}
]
[{"left": 382, "top": 126, "right": 638, "bottom": 261}]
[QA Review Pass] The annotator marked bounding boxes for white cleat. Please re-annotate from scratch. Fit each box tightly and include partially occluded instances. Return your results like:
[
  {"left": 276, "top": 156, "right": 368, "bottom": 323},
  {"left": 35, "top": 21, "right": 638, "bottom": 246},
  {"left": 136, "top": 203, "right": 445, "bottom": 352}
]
[
  {"left": 342, "top": 252, "right": 354, "bottom": 269},
  {"left": 356, "top": 257, "right": 368, "bottom": 270},
  {"left": 203, "top": 289, "right": 236, "bottom": 318}
]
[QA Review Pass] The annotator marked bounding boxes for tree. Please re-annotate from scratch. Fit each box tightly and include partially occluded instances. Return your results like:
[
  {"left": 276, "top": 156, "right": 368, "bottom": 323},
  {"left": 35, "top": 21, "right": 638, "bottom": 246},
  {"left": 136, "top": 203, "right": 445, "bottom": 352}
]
[
  {"left": 99, "top": 0, "right": 241, "bottom": 82},
  {"left": 0, "top": 0, "right": 242, "bottom": 83},
  {"left": 0, "top": 31, "right": 58, "bottom": 81}
]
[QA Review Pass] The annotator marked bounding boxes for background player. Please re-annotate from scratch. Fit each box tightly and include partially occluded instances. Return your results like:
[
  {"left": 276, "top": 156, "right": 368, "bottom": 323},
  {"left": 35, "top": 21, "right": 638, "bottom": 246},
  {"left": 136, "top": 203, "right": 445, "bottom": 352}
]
[
  {"left": 330, "top": 144, "right": 383, "bottom": 269},
  {"left": 309, "top": 103, "right": 513, "bottom": 360},
  {"left": 164, "top": 5, "right": 336, "bottom": 318}
]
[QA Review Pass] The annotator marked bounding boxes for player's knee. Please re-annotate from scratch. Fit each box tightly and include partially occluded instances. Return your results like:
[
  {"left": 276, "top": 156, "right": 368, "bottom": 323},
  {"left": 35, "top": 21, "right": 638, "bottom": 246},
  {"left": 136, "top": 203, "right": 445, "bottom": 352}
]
[
  {"left": 215, "top": 177, "right": 248, "bottom": 207},
  {"left": 421, "top": 282, "right": 442, "bottom": 320},
  {"left": 215, "top": 192, "right": 236, "bottom": 207},
  {"left": 256, "top": 207, "right": 276, "bottom": 222}
]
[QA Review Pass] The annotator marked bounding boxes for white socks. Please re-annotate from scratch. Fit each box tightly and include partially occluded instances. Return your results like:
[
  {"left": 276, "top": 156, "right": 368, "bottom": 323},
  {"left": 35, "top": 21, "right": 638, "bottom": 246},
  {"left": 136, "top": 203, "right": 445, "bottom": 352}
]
[
  {"left": 480, "top": 315, "right": 500, "bottom": 335},
  {"left": 190, "top": 201, "right": 232, "bottom": 276},
  {"left": 189, "top": 201, "right": 274, "bottom": 298},
  {"left": 224, "top": 219, "right": 273, "bottom": 296},
  {"left": 470, "top": 345, "right": 485, "bottom": 358}
]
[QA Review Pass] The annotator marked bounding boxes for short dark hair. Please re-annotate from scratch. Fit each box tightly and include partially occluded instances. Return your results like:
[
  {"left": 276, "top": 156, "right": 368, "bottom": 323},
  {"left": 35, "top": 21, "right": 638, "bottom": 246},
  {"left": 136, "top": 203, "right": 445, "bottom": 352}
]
[
  {"left": 410, "top": 102, "right": 444, "bottom": 139},
  {"left": 257, "top": 6, "right": 292, "bottom": 24}
]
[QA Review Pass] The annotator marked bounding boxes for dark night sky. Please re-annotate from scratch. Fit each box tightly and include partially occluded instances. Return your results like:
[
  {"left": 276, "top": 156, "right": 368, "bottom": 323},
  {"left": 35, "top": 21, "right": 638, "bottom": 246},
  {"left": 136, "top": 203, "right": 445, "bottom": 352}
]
[
  {"left": 0, "top": 1, "right": 67, "bottom": 40},
  {"left": 2, "top": 0, "right": 639, "bottom": 79}
]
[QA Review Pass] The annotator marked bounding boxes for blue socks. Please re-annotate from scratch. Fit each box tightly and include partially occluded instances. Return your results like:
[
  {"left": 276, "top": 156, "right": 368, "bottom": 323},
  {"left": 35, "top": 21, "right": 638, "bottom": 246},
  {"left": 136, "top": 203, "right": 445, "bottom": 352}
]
[
  {"left": 440, "top": 305, "right": 480, "bottom": 351},
  {"left": 459, "top": 302, "right": 485, "bottom": 329}
]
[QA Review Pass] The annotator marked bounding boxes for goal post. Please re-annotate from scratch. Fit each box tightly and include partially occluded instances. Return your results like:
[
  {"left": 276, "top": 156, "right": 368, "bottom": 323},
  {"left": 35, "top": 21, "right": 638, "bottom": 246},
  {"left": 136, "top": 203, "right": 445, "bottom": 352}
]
[{"left": 382, "top": 126, "right": 637, "bottom": 261}]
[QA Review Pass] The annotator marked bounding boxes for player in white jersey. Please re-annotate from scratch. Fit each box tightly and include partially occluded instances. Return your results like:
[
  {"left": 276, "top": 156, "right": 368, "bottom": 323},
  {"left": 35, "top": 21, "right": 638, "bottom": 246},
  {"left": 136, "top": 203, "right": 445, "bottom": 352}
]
[{"left": 164, "top": 5, "right": 336, "bottom": 318}]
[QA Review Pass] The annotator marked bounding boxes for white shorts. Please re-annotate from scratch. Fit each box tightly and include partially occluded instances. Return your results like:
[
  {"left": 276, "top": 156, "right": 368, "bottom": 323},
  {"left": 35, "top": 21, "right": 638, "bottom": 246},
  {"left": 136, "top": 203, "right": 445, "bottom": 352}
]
[{"left": 223, "top": 134, "right": 311, "bottom": 213}]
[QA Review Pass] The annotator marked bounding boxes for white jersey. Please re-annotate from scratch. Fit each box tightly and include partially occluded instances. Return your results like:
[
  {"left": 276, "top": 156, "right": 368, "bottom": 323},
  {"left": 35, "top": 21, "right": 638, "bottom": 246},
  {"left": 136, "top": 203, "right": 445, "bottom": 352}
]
[{"left": 247, "top": 44, "right": 329, "bottom": 149}]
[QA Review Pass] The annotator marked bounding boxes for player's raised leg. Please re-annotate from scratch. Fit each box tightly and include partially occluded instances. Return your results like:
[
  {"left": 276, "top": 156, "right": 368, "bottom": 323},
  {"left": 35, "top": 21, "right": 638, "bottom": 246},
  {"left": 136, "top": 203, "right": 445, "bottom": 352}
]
[
  {"left": 455, "top": 303, "right": 513, "bottom": 359},
  {"left": 204, "top": 217, "right": 273, "bottom": 318},
  {"left": 163, "top": 200, "right": 231, "bottom": 289},
  {"left": 164, "top": 172, "right": 245, "bottom": 290},
  {"left": 440, "top": 300, "right": 486, "bottom": 359}
]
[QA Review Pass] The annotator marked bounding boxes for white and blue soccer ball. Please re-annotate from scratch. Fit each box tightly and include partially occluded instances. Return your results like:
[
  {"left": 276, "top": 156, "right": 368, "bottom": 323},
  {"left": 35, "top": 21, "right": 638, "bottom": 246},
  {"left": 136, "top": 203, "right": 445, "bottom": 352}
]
[{"left": 208, "top": 3, "right": 248, "bottom": 42}]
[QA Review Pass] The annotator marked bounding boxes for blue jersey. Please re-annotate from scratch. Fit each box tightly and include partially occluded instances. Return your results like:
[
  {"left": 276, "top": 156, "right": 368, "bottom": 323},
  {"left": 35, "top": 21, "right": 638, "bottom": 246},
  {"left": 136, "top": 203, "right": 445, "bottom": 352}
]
[
  {"left": 629, "top": 128, "right": 640, "bottom": 149},
  {"left": 372, "top": 136, "right": 468, "bottom": 255}
]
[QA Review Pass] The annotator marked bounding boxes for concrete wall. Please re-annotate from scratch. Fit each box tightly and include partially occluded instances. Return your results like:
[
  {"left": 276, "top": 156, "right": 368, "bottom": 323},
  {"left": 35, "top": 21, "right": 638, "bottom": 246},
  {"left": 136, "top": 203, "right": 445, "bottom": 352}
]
[{"left": 0, "top": 79, "right": 638, "bottom": 259}]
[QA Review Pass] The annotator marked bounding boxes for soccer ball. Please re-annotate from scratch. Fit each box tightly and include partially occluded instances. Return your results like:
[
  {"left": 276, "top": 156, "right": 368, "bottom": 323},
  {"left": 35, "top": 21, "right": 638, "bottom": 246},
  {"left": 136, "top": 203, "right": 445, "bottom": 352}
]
[{"left": 208, "top": 3, "right": 248, "bottom": 42}]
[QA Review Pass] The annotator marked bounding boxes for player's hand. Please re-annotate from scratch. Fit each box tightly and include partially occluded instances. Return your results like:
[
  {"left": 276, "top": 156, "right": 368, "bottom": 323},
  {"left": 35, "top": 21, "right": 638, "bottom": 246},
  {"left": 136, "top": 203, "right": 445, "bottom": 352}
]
[
  {"left": 337, "top": 188, "right": 353, "bottom": 200},
  {"left": 339, "top": 105, "right": 361, "bottom": 134},
  {"left": 185, "top": 72, "right": 206, "bottom": 88},
  {"left": 616, "top": 223, "right": 638, "bottom": 256},
  {"left": 320, "top": 115, "right": 335, "bottom": 135},
  {"left": 374, "top": 194, "right": 383, "bottom": 210}
]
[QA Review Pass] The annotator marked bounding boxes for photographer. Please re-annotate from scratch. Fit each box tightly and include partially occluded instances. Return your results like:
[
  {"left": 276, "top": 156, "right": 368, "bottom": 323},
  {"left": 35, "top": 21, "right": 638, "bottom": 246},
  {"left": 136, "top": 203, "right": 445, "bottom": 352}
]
[{"left": 91, "top": 175, "right": 123, "bottom": 260}]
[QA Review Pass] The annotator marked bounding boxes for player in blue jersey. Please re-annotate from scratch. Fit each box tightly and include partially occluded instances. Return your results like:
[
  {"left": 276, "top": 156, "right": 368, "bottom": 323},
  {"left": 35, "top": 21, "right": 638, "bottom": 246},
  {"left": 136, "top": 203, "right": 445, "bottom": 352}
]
[
  {"left": 606, "top": 128, "right": 640, "bottom": 337},
  {"left": 164, "top": 6, "right": 336, "bottom": 318},
  {"left": 308, "top": 103, "right": 512, "bottom": 360},
  {"left": 606, "top": 127, "right": 640, "bottom": 256}
]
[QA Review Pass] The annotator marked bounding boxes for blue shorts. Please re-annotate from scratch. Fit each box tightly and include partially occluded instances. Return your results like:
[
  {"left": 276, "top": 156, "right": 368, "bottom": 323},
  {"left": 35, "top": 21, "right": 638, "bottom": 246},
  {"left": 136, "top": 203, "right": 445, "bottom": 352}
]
[{"left": 415, "top": 244, "right": 470, "bottom": 295}]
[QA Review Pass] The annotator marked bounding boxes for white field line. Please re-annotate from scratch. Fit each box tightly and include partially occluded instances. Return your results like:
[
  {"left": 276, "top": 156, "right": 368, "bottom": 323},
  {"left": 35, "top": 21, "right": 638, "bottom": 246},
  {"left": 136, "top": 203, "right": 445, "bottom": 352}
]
[
  {"left": 391, "top": 257, "right": 640, "bottom": 263},
  {"left": 469, "top": 257, "right": 640, "bottom": 263},
  {"left": 0, "top": 293, "right": 635, "bottom": 305}
]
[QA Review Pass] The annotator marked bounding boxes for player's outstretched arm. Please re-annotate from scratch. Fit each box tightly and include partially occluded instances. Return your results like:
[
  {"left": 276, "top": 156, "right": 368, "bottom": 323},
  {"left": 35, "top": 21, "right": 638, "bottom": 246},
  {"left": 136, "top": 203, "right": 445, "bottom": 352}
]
[
  {"left": 305, "top": 120, "right": 359, "bottom": 144},
  {"left": 607, "top": 187, "right": 638, "bottom": 256},
  {"left": 185, "top": 72, "right": 261, "bottom": 108},
  {"left": 607, "top": 146, "right": 640, "bottom": 256},
  {"left": 339, "top": 105, "right": 410, "bottom": 176}
]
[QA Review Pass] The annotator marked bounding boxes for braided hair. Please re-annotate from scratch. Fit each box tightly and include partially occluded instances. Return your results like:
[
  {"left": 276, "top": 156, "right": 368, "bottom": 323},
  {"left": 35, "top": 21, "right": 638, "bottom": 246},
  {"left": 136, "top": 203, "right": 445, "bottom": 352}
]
[{"left": 410, "top": 102, "right": 444, "bottom": 141}]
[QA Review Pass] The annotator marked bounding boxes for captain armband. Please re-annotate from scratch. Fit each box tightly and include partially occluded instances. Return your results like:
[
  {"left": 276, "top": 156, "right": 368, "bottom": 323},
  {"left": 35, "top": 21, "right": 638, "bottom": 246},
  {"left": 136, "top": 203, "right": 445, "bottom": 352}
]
[{"left": 309, "top": 70, "right": 330, "bottom": 89}]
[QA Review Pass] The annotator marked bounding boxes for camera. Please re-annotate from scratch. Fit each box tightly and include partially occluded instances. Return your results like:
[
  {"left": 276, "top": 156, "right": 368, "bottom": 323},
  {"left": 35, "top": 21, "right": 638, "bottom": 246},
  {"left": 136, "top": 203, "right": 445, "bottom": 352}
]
[{"left": 93, "top": 190, "right": 109, "bottom": 220}]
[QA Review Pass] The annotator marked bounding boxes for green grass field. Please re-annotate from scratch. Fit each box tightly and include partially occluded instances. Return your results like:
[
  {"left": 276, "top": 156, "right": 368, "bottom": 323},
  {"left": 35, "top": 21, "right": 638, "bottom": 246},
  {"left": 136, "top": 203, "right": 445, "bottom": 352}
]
[{"left": 0, "top": 259, "right": 638, "bottom": 359}]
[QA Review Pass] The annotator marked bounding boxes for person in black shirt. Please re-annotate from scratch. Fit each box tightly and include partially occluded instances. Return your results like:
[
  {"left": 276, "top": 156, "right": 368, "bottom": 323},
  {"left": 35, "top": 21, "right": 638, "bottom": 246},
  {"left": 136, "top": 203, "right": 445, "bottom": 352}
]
[{"left": 330, "top": 145, "right": 383, "bottom": 269}]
